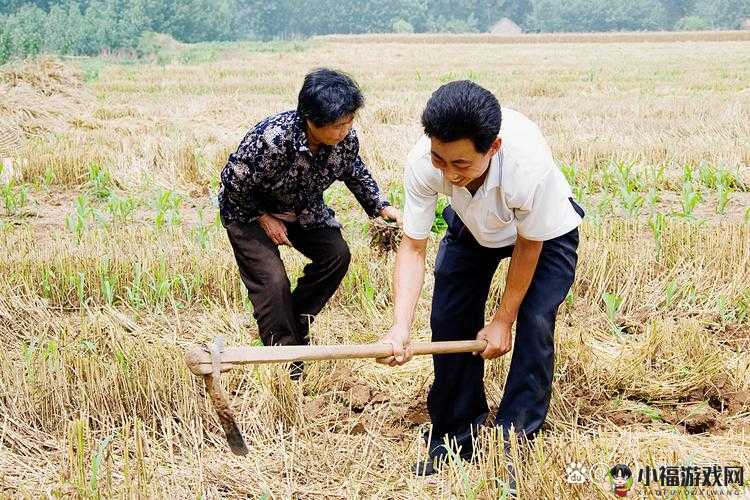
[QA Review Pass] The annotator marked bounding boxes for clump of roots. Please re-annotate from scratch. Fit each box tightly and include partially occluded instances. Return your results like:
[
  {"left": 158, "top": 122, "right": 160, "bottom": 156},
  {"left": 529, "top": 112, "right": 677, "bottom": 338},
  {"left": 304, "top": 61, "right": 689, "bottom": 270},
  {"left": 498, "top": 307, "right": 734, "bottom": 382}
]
[{"left": 368, "top": 219, "right": 401, "bottom": 254}]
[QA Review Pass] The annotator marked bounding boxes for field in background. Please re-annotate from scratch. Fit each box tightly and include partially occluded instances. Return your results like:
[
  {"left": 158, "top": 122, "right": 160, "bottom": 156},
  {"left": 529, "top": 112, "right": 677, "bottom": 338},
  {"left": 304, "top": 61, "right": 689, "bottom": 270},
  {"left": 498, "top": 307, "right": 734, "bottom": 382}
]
[
  {"left": 1, "top": 33, "right": 749, "bottom": 498},
  {"left": 317, "top": 30, "right": 750, "bottom": 44}
]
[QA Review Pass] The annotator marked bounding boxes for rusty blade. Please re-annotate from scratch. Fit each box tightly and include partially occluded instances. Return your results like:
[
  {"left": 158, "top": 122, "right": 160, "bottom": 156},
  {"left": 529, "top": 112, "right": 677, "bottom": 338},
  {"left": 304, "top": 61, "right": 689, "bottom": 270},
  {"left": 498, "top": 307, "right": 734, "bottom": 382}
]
[
  {"left": 206, "top": 337, "right": 248, "bottom": 456},
  {"left": 203, "top": 373, "right": 248, "bottom": 456}
]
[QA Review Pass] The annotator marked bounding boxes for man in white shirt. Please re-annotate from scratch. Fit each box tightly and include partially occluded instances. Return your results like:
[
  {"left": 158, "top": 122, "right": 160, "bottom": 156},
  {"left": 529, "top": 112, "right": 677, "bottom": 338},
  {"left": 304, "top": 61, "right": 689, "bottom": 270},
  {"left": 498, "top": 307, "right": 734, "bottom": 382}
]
[{"left": 377, "top": 81, "right": 585, "bottom": 475}]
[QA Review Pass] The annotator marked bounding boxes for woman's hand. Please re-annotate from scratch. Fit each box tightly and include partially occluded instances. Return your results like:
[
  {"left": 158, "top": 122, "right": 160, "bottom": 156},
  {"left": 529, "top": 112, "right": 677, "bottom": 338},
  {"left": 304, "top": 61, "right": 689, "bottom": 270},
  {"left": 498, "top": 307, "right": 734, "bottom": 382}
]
[
  {"left": 380, "top": 205, "right": 402, "bottom": 225},
  {"left": 258, "top": 214, "right": 292, "bottom": 246}
]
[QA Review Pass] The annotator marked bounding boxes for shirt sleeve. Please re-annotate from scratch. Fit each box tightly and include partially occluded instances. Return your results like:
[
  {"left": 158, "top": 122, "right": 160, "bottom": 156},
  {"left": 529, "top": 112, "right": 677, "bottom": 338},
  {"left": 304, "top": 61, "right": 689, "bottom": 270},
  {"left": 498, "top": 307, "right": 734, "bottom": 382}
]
[
  {"left": 402, "top": 157, "right": 438, "bottom": 240},
  {"left": 219, "top": 131, "right": 277, "bottom": 219},
  {"left": 340, "top": 135, "right": 390, "bottom": 218},
  {"left": 514, "top": 168, "right": 581, "bottom": 241}
]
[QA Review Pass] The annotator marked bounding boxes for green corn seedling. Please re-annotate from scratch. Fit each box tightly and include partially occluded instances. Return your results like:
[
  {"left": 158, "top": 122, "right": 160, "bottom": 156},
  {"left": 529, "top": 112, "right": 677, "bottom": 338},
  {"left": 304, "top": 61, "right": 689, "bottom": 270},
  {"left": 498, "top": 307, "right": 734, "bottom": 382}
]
[
  {"left": 87, "top": 163, "right": 113, "bottom": 200},
  {"left": 618, "top": 187, "right": 644, "bottom": 218},
  {"left": 42, "top": 166, "right": 56, "bottom": 186},
  {"left": 431, "top": 197, "right": 449, "bottom": 233},
  {"left": 612, "top": 160, "right": 643, "bottom": 193},
  {"left": 191, "top": 207, "right": 212, "bottom": 249},
  {"left": 192, "top": 224, "right": 210, "bottom": 249},
  {"left": 89, "top": 434, "right": 115, "bottom": 499},
  {"left": 646, "top": 187, "right": 660, "bottom": 206},
  {"left": 125, "top": 264, "right": 145, "bottom": 309},
  {"left": 716, "top": 170, "right": 734, "bottom": 214},
  {"left": 698, "top": 162, "right": 717, "bottom": 190},
  {"left": 677, "top": 181, "right": 700, "bottom": 218},
  {"left": 647, "top": 165, "right": 665, "bottom": 190},
  {"left": 682, "top": 163, "right": 695, "bottom": 183},
  {"left": 602, "top": 292, "right": 623, "bottom": 333},
  {"left": 107, "top": 194, "right": 137, "bottom": 222},
  {"left": 560, "top": 162, "right": 576, "bottom": 186},
  {"left": 67, "top": 194, "right": 106, "bottom": 241},
  {"left": 70, "top": 272, "right": 86, "bottom": 307},
  {"left": 597, "top": 193, "right": 613, "bottom": 215},
  {"left": 81, "top": 340, "right": 97, "bottom": 354},
  {"left": 649, "top": 212, "right": 666, "bottom": 260},
  {"left": 153, "top": 190, "right": 183, "bottom": 230},
  {"left": 101, "top": 275, "right": 115, "bottom": 306},
  {"left": 1, "top": 182, "right": 29, "bottom": 215},
  {"left": 387, "top": 184, "right": 405, "bottom": 208}
]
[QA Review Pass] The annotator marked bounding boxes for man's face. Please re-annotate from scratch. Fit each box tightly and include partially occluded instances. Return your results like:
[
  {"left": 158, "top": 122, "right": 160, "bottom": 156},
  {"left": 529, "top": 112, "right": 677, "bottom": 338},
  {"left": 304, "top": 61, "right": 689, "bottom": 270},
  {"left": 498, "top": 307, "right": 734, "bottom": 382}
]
[
  {"left": 429, "top": 137, "right": 501, "bottom": 188},
  {"left": 306, "top": 114, "right": 355, "bottom": 146}
]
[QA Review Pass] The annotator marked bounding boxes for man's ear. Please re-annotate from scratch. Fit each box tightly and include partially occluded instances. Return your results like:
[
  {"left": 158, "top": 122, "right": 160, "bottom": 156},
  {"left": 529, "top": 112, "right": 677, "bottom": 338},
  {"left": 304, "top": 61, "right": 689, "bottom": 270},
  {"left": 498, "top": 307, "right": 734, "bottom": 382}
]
[{"left": 487, "top": 137, "right": 502, "bottom": 157}]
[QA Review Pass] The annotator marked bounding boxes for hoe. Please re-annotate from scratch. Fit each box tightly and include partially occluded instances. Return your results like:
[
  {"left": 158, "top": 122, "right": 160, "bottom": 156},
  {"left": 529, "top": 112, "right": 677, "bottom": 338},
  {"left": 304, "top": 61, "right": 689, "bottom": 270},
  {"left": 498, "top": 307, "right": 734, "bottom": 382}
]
[{"left": 185, "top": 337, "right": 487, "bottom": 455}]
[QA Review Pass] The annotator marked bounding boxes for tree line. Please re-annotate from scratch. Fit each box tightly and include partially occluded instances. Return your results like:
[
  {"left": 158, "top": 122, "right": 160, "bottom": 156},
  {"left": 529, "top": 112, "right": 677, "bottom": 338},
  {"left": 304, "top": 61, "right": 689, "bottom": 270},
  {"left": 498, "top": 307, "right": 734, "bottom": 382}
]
[{"left": 1, "top": 0, "right": 748, "bottom": 63}]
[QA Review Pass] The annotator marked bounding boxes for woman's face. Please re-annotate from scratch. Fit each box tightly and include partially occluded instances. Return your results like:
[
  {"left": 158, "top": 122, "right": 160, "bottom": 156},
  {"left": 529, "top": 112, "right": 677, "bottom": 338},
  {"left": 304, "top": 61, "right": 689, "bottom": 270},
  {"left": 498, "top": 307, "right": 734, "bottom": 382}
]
[{"left": 306, "top": 114, "right": 355, "bottom": 146}]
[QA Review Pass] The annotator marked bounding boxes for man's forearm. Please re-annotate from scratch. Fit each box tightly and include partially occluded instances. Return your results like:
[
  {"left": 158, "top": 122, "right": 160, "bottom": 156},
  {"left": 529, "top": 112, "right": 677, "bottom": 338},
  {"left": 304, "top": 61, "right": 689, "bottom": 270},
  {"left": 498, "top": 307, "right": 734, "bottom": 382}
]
[
  {"left": 392, "top": 240, "right": 427, "bottom": 329},
  {"left": 494, "top": 237, "right": 543, "bottom": 324}
]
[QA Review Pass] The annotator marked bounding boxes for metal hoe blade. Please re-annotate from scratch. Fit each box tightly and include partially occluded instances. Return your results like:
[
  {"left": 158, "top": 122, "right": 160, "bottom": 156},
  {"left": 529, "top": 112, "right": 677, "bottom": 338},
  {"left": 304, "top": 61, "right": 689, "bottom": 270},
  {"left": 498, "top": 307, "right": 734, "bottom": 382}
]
[{"left": 205, "top": 337, "right": 248, "bottom": 456}]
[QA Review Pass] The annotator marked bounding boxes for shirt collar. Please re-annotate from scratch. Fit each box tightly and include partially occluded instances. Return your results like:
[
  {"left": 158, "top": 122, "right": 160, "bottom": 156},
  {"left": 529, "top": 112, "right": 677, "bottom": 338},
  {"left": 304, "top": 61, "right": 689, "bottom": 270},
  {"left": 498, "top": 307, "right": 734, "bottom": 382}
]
[
  {"left": 483, "top": 150, "right": 503, "bottom": 191},
  {"left": 292, "top": 112, "right": 311, "bottom": 153},
  {"left": 292, "top": 112, "right": 332, "bottom": 155}
]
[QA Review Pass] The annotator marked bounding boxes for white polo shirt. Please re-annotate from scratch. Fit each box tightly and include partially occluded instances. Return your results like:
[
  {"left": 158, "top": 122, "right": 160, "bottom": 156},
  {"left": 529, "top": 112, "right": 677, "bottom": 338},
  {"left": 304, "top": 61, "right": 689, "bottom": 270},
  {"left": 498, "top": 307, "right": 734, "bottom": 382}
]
[{"left": 402, "top": 107, "right": 582, "bottom": 248}]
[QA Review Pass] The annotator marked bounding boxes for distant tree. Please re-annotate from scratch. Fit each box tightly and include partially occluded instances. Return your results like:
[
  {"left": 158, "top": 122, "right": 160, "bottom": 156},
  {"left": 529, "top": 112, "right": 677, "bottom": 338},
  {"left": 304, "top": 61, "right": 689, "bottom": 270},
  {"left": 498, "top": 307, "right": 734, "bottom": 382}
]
[
  {"left": 425, "top": 14, "right": 479, "bottom": 32},
  {"left": 692, "top": 0, "right": 750, "bottom": 29},
  {"left": 0, "top": 0, "right": 55, "bottom": 15},
  {"left": 658, "top": 0, "right": 696, "bottom": 26},
  {"left": 674, "top": 14, "right": 709, "bottom": 30},
  {"left": 236, "top": 0, "right": 298, "bottom": 39},
  {"left": 397, "top": 0, "right": 429, "bottom": 31},
  {"left": 392, "top": 18, "right": 415, "bottom": 32},
  {"left": 472, "top": 0, "right": 507, "bottom": 32},
  {"left": 424, "top": 0, "right": 480, "bottom": 30},
  {"left": 0, "top": 25, "right": 10, "bottom": 64},
  {"left": 1, "top": 4, "right": 45, "bottom": 57},
  {"left": 504, "top": 0, "right": 533, "bottom": 27},
  {"left": 44, "top": 2, "right": 86, "bottom": 54},
  {"left": 527, "top": 0, "right": 669, "bottom": 32},
  {"left": 144, "top": 0, "right": 238, "bottom": 42}
]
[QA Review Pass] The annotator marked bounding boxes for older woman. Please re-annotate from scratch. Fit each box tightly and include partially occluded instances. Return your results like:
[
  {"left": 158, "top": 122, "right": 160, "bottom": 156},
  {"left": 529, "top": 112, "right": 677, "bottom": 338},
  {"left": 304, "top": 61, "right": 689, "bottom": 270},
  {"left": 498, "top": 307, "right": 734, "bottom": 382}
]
[{"left": 219, "top": 68, "right": 400, "bottom": 378}]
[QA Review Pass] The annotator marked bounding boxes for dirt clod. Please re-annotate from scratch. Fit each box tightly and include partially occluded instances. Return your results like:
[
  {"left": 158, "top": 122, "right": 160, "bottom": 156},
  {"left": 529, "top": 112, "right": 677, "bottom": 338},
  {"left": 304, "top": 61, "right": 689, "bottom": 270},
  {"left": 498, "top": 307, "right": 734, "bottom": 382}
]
[
  {"left": 608, "top": 411, "right": 652, "bottom": 426},
  {"left": 404, "top": 402, "right": 430, "bottom": 426},
  {"left": 346, "top": 385, "right": 372, "bottom": 411},
  {"left": 303, "top": 398, "right": 328, "bottom": 419}
]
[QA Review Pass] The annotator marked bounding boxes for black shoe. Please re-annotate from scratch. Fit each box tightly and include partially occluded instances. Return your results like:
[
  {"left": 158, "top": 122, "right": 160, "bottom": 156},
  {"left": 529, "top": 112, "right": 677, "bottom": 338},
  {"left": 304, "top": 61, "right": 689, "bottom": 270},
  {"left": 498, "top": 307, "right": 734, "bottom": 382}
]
[
  {"left": 297, "top": 315, "right": 312, "bottom": 345},
  {"left": 412, "top": 456, "right": 441, "bottom": 476},
  {"left": 412, "top": 448, "right": 473, "bottom": 477},
  {"left": 289, "top": 360, "right": 305, "bottom": 381}
]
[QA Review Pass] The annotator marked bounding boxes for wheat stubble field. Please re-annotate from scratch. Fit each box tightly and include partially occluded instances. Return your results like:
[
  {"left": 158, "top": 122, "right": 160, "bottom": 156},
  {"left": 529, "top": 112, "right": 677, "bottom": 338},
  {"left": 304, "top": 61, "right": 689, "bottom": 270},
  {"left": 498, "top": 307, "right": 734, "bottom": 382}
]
[{"left": 1, "top": 33, "right": 749, "bottom": 498}]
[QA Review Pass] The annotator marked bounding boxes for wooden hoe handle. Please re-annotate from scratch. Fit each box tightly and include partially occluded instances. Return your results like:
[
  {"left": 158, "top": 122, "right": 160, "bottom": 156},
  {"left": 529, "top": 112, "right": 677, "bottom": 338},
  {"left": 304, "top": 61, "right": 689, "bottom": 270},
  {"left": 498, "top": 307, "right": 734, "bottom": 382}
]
[{"left": 185, "top": 339, "right": 488, "bottom": 376}]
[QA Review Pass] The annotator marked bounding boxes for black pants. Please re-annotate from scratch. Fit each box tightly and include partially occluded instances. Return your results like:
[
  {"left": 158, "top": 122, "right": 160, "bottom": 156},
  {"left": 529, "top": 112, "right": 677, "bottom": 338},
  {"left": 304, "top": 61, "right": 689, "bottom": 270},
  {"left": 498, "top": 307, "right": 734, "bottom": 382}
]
[
  {"left": 223, "top": 217, "right": 351, "bottom": 346},
  {"left": 427, "top": 201, "right": 583, "bottom": 455}
]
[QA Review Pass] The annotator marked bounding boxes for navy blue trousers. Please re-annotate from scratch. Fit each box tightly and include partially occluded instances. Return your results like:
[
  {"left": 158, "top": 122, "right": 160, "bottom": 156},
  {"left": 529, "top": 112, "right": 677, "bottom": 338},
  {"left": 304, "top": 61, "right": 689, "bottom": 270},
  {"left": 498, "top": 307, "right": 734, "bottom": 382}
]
[{"left": 426, "top": 200, "right": 583, "bottom": 455}]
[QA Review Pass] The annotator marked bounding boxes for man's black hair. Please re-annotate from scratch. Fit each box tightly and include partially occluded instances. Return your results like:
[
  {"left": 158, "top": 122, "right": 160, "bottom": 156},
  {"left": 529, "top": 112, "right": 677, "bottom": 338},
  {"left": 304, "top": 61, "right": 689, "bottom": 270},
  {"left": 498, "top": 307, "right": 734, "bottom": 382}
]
[
  {"left": 420, "top": 80, "right": 502, "bottom": 154},
  {"left": 297, "top": 68, "right": 364, "bottom": 127}
]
